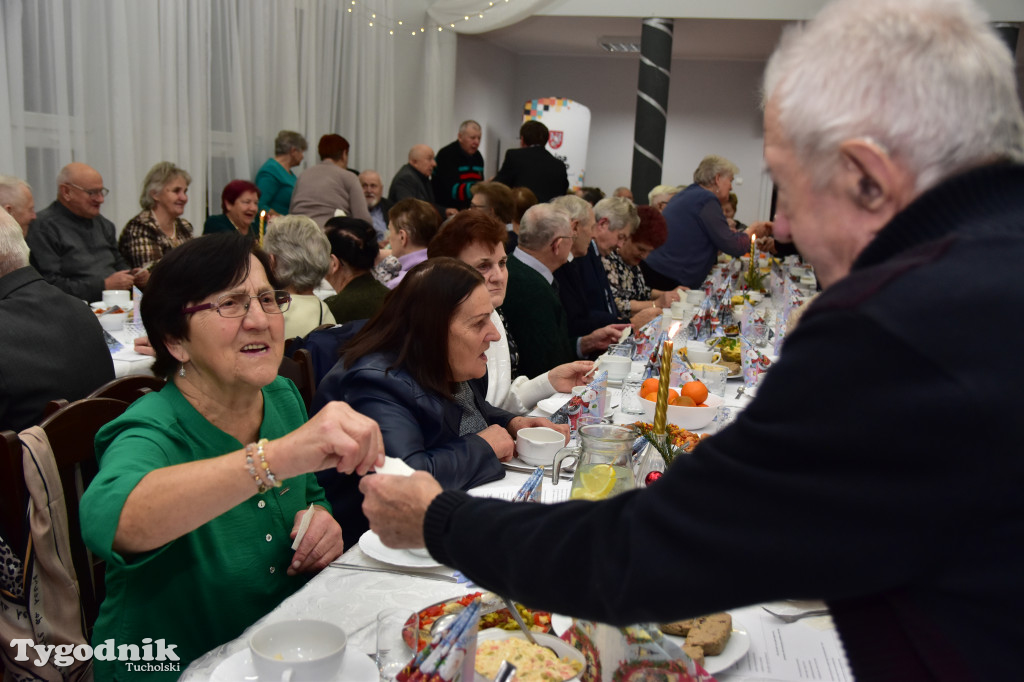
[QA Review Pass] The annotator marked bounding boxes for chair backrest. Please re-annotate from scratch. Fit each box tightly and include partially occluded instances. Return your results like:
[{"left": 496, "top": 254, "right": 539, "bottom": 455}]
[
  {"left": 0, "top": 430, "right": 26, "bottom": 552},
  {"left": 89, "top": 375, "right": 166, "bottom": 403},
  {"left": 278, "top": 348, "right": 315, "bottom": 413},
  {"left": 37, "top": 397, "right": 129, "bottom": 631}
]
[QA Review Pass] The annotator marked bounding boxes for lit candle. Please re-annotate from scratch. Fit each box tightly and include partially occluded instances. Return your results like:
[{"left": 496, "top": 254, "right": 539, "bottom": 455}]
[
  {"left": 258, "top": 210, "right": 266, "bottom": 248},
  {"left": 653, "top": 322, "right": 681, "bottom": 436}
]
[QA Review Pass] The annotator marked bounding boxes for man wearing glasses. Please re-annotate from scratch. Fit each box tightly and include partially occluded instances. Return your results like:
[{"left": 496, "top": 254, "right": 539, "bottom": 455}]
[
  {"left": 27, "top": 162, "right": 142, "bottom": 301},
  {"left": 501, "top": 203, "right": 625, "bottom": 378}
]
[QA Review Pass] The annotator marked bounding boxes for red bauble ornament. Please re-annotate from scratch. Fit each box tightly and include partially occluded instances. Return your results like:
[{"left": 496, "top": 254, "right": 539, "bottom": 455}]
[{"left": 645, "top": 471, "right": 663, "bottom": 486}]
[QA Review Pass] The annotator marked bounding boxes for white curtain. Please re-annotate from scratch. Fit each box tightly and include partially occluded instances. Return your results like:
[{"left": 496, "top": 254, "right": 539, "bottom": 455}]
[{"left": 1, "top": 0, "right": 402, "bottom": 234}]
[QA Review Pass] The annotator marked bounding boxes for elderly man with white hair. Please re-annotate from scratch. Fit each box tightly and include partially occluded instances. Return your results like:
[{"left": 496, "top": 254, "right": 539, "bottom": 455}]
[
  {"left": 500, "top": 203, "right": 625, "bottom": 378},
  {"left": 432, "top": 120, "right": 485, "bottom": 212},
  {"left": 27, "top": 162, "right": 140, "bottom": 300},
  {"left": 359, "top": 1, "right": 1024, "bottom": 678},
  {"left": 0, "top": 207, "right": 113, "bottom": 430},
  {"left": 0, "top": 175, "right": 36, "bottom": 235}
]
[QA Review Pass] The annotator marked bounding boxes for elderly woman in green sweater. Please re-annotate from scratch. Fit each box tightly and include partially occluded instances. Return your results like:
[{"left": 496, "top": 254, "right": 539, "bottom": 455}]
[{"left": 81, "top": 233, "right": 383, "bottom": 679}]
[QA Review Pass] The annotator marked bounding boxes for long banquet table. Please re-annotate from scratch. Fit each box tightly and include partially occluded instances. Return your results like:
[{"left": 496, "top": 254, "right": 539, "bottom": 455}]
[
  {"left": 105, "top": 321, "right": 155, "bottom": 377},
  {"left": 182, "top": 383, "right": 853, "bottom": 682}
]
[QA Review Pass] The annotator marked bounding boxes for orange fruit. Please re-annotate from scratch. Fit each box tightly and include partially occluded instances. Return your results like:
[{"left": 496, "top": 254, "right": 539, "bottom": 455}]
[
  {"left": 641, "top": 378, "right": 660, "bottom": 395},
  {"left": 670, "top": 395, "right": 696, "bottom": 407},
  {"left": 696, "top": 402, "right": 708, "bottom": 408},
  {"left": 641, "top": 391, "right": 658, "bottom": 402},
  {"left": 666, "top": 389, "right": 680, "bottom": 402},
  {"left": 680, "top": 380, "right": 708, "bottom": 405}
]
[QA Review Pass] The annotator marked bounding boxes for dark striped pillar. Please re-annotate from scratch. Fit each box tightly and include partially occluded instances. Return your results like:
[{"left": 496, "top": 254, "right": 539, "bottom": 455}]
[
  {"left": 993, "top": 23, "right": 1019, "bottom": 57},
  {"left": 630, "top": 18, "right": 673, "bottom": 205}
]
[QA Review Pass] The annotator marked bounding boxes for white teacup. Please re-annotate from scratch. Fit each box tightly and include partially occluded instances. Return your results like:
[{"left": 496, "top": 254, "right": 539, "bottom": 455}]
[
  {"left": 596, "top": 354, "right": 631, "bottom": 383},
  {"left": 515, "top": 427, "right": 566, "bottom": 466},
  {"left": 670, "top": 300, "right": 693, "bottom": 319},
  {"left": 102, "top": 290, "right": 130, "bottom": 308},
  {"left": 685, "top": 344, "right": 721, "bottom": 365},
  {"left": 250, "top": 620, "right": 346, "bottom": 682},
  {"left": 685, "top": 289, "right": 705, "bottom": 305}
]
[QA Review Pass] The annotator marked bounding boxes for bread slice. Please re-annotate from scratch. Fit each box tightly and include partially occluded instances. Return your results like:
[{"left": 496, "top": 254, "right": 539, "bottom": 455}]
[
  {"left": 659, "top": 618, "right": 697, "bottom": 636},
  {"left": 684, "top": 613, "right": 732, "bottom": 656},
  {"left": 682, "top": 645, "right": 705, "bottom": 668}
]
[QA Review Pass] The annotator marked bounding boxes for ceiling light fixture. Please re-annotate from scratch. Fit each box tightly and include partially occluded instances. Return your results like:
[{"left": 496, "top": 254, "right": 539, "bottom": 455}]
[{"left": 598, "top": 36, "right": 641, "bottom": 53}]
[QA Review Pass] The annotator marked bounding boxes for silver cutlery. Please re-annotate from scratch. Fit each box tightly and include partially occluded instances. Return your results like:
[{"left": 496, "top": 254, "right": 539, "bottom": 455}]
[
  {"left": 502, "top": 461, "right": 573, "bottom": 480},
  {"left": 502, "top": 596, "right": 558, "bottom": 657},
  {"left": 734, "top": 385, "right": 746, "bottom": 399},
  {"left": 328, "top": 562, "right": 458, "bottom": 582},
  {"left": 761, "top": 606, "right": 830, "bottom": 623}
]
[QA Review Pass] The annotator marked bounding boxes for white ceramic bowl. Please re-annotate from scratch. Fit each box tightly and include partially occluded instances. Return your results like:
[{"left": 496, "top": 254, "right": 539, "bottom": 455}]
[
  {"left": 475, "top": 629, "right": 585, "bottom": 682},
  {"left": 515, "top": 427, "right": 566, "bottom": 467},
  {"left": 99, "top": 312, "right": 126, "bottom": 331},
  {"left": 250, "top": 619, "right": 346, "bottom": 682},
  {"left": 638, "top": 390, "right": 724, "bottom": 430}
]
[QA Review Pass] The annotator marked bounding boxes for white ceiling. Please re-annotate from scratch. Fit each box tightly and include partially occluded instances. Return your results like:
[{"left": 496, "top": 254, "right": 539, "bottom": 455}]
[
  {"left": 475, "top": 14, "right": 1022, "bottom": 72},
  {"left": 479, "top": 16, "right": 791, "bottom": 62}
]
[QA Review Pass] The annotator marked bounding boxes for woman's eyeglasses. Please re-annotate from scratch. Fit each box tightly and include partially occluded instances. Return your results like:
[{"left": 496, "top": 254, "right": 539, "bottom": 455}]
[{"left": 182, "top": 291, "right": 292, "bottom": 318}]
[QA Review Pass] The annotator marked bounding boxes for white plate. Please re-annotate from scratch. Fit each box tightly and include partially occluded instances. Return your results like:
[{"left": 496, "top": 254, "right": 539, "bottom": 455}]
[
  {"left": 550, "top": 613, "right": 750, "bottom": 675},
  {"left": 358, "top": 530, "right": 442, "bottom": 568},
  {"left": 211, "top": 646, "right": 378, "bottom": 681},
  {"left": 535, "top": 391, "right": 619, "bottom": 414}
]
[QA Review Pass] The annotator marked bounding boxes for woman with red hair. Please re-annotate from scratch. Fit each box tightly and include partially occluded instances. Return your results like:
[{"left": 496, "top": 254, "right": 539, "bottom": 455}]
[
  {"left": 203, "top": 180, "right": 260, "bottom": 238},
  {"left": 602, "top": 204, "right": 681, "bottom": 318}
]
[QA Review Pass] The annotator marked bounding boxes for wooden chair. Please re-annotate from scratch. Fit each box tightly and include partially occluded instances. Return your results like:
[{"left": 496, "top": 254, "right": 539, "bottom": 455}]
[
  {"left": 89, "top": 375, "right": 166, "bottom": 403},
  {"left": 0, "top": 430, "right": 27, "bottom": 553},
  {"left": 278, "top": 348, "right": 316, "bottom": 412},
  {"left": 35, "top": 397, "right": 129, "bottom": 632}
]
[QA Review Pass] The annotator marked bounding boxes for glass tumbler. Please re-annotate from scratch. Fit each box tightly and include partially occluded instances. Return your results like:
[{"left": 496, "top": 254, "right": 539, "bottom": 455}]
[{"left": 621, "top": 372, "right": 645, "bottom": 415}]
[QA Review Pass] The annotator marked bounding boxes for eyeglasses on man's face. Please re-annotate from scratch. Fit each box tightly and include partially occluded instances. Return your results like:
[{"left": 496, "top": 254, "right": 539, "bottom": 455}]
[
  {"left": 67, "top": 182, "right": 110, "bottom": 198},
  {"left": 182, "top": 291, "right": 292, "bottom": 318}
]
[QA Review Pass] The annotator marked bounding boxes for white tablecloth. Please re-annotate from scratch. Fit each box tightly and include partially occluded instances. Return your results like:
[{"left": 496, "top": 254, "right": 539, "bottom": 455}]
[
  {"left": 182, "top": 384, "right": 851, "bottom": 682},
  {"left": 105, "top": 321, "right": 154, "bottom": 377}
]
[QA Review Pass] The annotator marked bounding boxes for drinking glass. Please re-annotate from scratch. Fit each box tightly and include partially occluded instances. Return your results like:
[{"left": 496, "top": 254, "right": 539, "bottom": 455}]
[
  {"left": 376, "top": 608, "right": 418, "bottom": 681},
  {"left": 606, "top": 343, "right": 631, "bottom": 357},
  {"left": 620, "top": 372, "right": 645, "bottom": 415},
  {"left": 747, "top": 322, "right": 769, "bottom": 348},
  {"left": 696, "top": 363, "right": 729, "bottom": 397}
]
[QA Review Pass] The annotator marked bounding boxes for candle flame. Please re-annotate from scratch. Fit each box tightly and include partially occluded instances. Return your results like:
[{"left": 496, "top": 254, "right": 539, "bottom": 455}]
[{"left": 668, "top": 321, "right": 681, "bottom": 338}]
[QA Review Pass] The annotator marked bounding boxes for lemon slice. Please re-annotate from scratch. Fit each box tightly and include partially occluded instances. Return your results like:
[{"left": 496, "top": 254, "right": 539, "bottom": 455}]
[{"left": 571, "top": 464, "right": 617, "bottom": 501}]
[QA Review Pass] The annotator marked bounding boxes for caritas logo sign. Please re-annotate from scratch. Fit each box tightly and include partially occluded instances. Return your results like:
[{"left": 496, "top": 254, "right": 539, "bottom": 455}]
[{"left": 522, "top": 97, "right": 591, "bottom": 191}]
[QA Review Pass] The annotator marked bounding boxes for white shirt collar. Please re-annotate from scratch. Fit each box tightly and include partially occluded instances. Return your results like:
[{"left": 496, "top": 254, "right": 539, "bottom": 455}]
[{"left": 512, "top": 247, "right": 554, "bottom": 284}]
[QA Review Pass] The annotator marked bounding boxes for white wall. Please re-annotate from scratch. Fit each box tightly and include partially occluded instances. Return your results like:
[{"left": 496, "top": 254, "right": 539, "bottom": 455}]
[
  {"left": 514, "top": 55, "right": 771, "bottom": 224},
  {"left": 454, "top": 47, "right": 772, "bottom": 224},
  {"left": 453, "top": 35, "right": 521, "bottom": 178}
]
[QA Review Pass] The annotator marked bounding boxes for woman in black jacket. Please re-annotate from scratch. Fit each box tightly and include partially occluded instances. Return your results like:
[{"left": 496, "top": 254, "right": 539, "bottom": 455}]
[{"left": 312, "top": 257, "right": 563, "bottom": 546}]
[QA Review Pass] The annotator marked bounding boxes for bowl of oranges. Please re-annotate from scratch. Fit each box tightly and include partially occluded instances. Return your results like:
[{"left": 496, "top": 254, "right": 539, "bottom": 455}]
[{"left": 637, "top": 377, "right": 723, "bottom": 430}]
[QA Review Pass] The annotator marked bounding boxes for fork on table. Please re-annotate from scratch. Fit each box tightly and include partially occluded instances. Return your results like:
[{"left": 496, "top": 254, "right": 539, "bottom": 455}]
[{"left": 761, "top": 606, "right": 830, "bottom": 623}]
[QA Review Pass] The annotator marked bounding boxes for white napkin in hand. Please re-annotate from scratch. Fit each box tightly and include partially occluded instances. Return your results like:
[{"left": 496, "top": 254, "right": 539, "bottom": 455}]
[
  {"left": 291, "top": 504, "right": 315, "bottom": 550},
  {"left": 375, "top": 456, "right": 414, "bottom": 476}
]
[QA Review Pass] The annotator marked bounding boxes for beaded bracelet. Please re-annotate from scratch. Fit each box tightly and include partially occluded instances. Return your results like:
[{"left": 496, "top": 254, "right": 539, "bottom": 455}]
[
  {"left": 244, "top": 443, "right": 268, "bottom": 494},
  {"left": 256, "top": 438, "right": 282, "bottom": 488}
]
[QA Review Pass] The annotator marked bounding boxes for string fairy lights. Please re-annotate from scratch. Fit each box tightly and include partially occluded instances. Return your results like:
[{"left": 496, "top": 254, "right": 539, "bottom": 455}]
[{"left": 343, "top": 0, "right": 518, "bottom": 37}]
